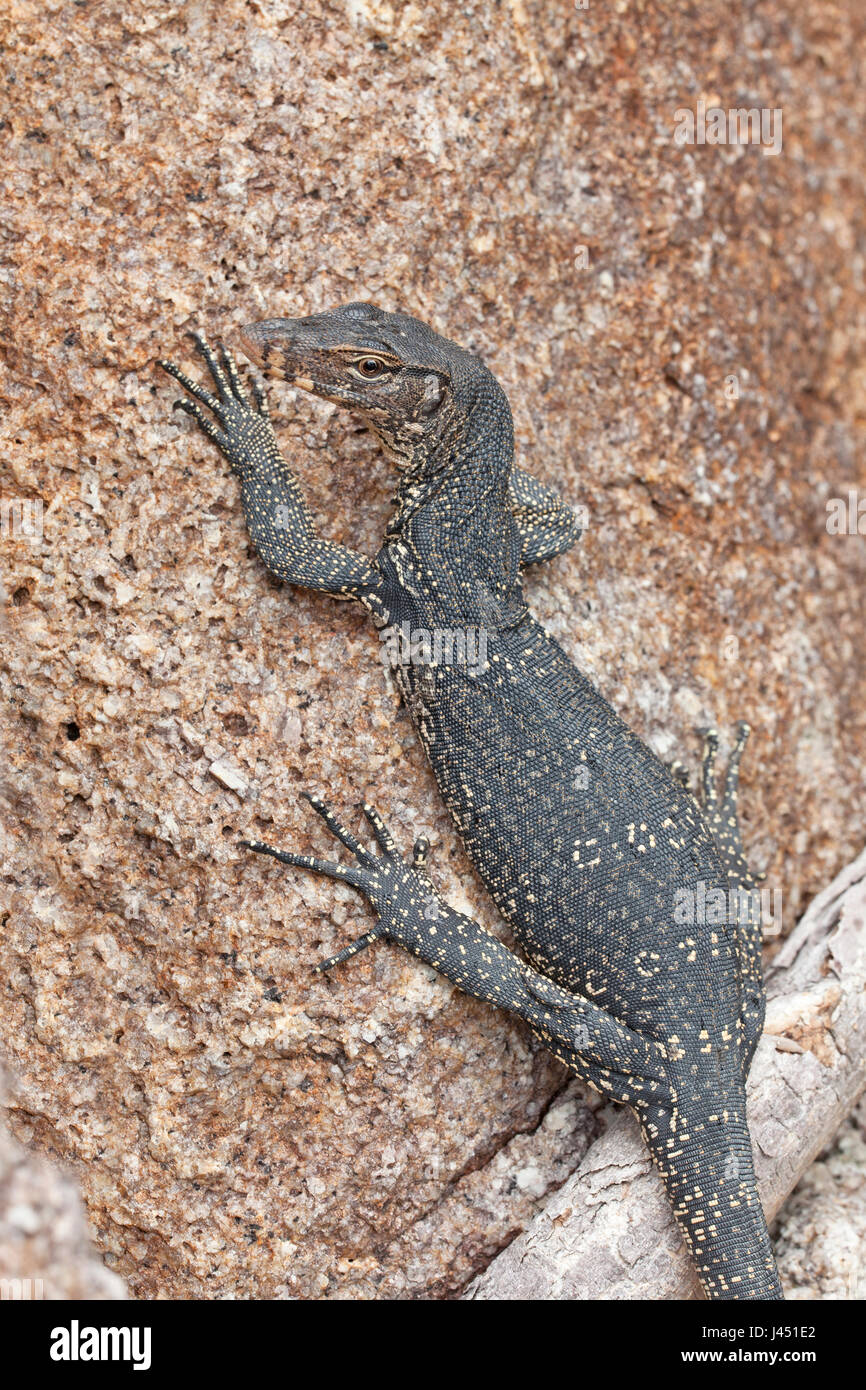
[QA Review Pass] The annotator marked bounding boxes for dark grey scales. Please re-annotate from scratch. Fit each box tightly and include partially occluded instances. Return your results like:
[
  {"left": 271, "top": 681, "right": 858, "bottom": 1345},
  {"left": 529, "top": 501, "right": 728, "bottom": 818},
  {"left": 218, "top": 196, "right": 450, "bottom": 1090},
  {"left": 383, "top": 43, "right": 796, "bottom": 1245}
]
[{"left": 159, "top": 303, "right": 782, "bottom": 1301}]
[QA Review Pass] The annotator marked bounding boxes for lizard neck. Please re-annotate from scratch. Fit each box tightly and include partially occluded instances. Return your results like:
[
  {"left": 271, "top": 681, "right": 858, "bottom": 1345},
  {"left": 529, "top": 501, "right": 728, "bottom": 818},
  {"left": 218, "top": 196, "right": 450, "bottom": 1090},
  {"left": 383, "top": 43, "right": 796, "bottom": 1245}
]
[
  {"left": 385, "top": 367, "right": 515, "bottom": 557},
  {"left": 379, "top": 377, "right": 526, "bottom": 628}
]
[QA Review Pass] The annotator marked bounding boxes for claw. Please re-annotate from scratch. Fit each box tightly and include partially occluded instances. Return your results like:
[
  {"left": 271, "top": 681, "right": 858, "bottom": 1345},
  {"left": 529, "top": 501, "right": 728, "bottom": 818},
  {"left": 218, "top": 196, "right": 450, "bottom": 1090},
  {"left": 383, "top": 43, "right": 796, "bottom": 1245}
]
[
  {"left": 239, "top": 837, "right": 366, "bottom": 887},
  {"left": 699, "top": 726, "right": 719, "bottom": 806},
  {"left": 723, "top": 723, "right": 750, "bottom": 806},
  {"left": 314, "top": 925, "right": 386, "bottom": 974},
  {"left": 172, "top": 396, "right": 225, "bottom": 444},
  {"left": 300, "top": 792, "right": 373, "bottom": 865},
  {"left": 159, "top": 357, "right": 222, "bottom": 413},
  {"left": 668, "top": 760, "right": 691, "bottom": 791},
  {"left": 360, "top": 801, "right": 399, "bottom": 856},
  {"left": 251, "top": 377, "right": 271, "bottom": 418},
  {"left": 219, "top": 344, "right": 250, "bottom": 405},
  {"left": 191, "top": 330, "right": 233, "bottom": 400}
]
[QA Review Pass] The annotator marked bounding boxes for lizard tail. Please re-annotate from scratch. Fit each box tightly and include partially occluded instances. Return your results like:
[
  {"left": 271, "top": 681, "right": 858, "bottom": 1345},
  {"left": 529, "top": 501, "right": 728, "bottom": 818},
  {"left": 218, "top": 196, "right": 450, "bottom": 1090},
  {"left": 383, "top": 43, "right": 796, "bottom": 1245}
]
[{"left": 640, "top": 1110, "right": 783, "bottom": 1300}]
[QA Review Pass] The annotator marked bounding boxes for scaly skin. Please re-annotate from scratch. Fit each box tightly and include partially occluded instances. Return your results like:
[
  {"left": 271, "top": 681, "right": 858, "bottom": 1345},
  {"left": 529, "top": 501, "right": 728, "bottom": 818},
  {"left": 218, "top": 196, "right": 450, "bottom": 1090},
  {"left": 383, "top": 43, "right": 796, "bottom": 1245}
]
[{"left": 160, "top": 304, "right": 782, "bottom": 1300}]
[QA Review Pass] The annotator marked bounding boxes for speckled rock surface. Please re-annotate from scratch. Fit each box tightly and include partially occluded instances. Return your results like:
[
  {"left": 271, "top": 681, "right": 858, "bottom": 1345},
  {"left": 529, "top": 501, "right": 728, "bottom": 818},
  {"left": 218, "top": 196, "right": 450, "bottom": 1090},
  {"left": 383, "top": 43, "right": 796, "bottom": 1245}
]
[
  {"left": 1, "top": 1, "right": 864, "bottom": 1298},
  {"left": 774, "top": 1096, "right": 866, "bottom": 1301}
]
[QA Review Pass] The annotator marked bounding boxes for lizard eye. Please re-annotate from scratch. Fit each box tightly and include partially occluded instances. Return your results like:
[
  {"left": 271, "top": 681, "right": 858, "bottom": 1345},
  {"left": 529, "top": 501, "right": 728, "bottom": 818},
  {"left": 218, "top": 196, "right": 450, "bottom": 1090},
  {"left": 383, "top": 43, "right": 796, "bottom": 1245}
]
[{"left": 354, "top": 357, "right": 387, "bottom": 379}]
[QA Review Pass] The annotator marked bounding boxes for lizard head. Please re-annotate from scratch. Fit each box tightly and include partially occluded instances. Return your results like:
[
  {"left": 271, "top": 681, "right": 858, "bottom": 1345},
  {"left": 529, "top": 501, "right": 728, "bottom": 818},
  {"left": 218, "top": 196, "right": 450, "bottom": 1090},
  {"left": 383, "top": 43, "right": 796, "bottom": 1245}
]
[{"left": 238, "top": 302, "right": 480, "bottom": 467}]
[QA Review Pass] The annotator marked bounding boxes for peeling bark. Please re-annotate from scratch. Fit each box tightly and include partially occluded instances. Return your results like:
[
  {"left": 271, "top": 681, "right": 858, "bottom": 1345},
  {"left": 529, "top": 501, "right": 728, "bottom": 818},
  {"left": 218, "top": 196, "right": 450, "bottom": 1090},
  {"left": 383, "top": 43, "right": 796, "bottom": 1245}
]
[{"left": 466, "top": 848, "right": 866, "bottom": 1300}]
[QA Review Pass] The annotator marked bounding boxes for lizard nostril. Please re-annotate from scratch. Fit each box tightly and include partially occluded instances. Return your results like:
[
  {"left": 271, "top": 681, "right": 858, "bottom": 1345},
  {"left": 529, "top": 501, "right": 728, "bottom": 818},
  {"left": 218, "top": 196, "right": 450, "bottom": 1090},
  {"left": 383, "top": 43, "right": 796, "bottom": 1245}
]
[{"left": 237, "top": 325, "right": 264, "bottom": 366}]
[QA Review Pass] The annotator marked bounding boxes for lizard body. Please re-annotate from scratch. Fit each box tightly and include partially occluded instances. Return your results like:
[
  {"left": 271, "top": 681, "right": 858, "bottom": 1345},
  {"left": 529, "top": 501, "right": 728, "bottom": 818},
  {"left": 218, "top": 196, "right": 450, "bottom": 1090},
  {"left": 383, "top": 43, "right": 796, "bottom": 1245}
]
[{"left": 160, "top": 304, "right": 782, "bottom": 1300}]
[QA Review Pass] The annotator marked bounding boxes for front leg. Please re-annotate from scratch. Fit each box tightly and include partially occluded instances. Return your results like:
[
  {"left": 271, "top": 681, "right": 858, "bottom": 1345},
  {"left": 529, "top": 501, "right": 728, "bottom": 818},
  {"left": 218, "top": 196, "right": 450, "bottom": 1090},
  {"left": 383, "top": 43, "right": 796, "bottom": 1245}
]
[
  {"left": 160, "top": 335, "right": 383, "bottom": 605},
  {"left": 241, "top": 798, "right": 671, "bottom": 1108},
  {"left": 508, "top": 465, "right": 582, "bottom": 566}
]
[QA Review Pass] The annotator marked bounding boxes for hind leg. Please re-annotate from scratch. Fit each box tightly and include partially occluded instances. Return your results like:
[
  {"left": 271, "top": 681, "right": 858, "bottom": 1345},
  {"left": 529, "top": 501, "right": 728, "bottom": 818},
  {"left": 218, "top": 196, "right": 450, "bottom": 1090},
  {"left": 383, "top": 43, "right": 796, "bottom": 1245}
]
[
  {"left": 688, "top": 723, "right": 768, "bottom": 1075},
  {"left": 241, "top": 797, "right": 672, "bottom": 1105},
  {"left": 696, "top": 722, "right": 765, "bottom": 890}
]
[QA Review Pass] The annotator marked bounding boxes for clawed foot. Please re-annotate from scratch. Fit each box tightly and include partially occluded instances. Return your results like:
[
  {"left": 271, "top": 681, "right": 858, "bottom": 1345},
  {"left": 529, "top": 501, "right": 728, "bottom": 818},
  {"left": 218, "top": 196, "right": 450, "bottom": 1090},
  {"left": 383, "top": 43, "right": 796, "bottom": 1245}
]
[
  {"left": 672, "top": 722, "right": 766, "bottom": 889},
  {"left": 240, "top": 795, "right": 444, "bottom": 973},
  {"left": 160, "top": 332, "right": 278, "bottom": 478}
]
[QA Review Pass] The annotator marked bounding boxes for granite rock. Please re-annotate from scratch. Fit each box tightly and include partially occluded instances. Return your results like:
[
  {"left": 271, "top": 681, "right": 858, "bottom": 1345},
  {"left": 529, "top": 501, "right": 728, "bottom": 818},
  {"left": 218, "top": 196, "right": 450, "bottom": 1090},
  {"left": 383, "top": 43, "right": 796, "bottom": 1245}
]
[{"left": 0, "top": 0, "right": 864, "bottom": 1298}]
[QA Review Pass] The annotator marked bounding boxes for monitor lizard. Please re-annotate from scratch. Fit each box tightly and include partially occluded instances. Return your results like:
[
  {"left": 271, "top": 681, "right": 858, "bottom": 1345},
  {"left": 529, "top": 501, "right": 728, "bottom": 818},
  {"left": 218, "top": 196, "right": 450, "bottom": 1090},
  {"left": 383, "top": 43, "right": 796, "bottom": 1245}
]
[{"left": 159, "top": 303, "right": 782, "bottom": 1300}]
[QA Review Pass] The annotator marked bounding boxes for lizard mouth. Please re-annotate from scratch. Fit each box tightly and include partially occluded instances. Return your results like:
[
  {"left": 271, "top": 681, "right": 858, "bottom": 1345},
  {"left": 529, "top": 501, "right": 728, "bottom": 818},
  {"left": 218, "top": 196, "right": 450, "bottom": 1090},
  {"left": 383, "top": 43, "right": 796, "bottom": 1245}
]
[
  {"left": 236, "top": 324, "right": 264, "bottom": 369},
  {"left": 237, "top": 321, "right": 323, "bottom": 396},
  {"left": 237, "top": 322, "right": 287, "bottom": 376}
]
